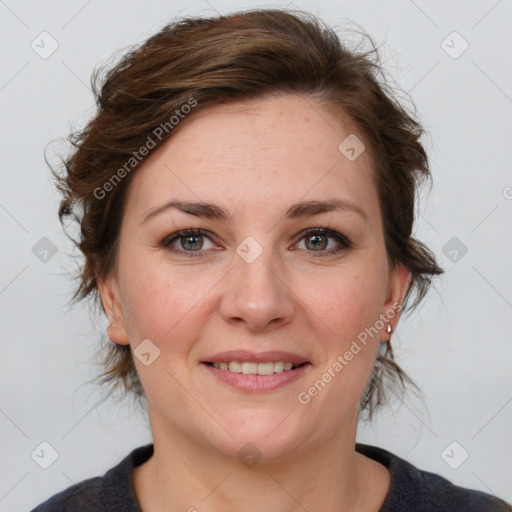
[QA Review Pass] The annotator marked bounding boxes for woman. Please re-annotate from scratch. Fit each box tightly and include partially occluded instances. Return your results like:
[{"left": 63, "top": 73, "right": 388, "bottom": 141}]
[{"left": 32, "top": 8, "right": 511, "bottom": 512}]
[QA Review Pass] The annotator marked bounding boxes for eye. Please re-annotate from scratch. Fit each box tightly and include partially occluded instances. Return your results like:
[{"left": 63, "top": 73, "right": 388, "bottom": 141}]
[
  {"left": 160, "top": 227, "right": 352, "bottom": 258},
  {"left": 293, "top": 228, "right": 352, "bottom": 256},
  {"left": 160, "top": 229, "right": 217, "bottom": 256}
]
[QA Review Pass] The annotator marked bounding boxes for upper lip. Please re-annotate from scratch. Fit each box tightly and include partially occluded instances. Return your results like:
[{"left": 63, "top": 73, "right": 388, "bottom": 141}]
[{"left": 202, "top": 350, "right": 310, "bottom": 365}]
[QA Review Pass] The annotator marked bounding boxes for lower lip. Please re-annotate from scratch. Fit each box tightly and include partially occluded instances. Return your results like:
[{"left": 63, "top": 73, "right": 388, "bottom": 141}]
[{"left": 201, "top": 363, "right": 311, "bottom": 391}]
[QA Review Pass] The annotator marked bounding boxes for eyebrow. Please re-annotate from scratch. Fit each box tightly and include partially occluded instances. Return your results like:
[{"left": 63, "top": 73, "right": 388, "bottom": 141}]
[{"left": 142, "top": 198, "right": 368, "bottom": 224}]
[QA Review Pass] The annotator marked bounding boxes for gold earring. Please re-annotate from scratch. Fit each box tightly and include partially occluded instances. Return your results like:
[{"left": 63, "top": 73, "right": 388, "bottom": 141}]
[{"left": 386, "top": 324, "right": 392, "bottom": 341}]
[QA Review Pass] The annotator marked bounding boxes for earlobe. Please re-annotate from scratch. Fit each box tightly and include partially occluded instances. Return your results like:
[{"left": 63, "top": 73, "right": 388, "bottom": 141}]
[
  {"left": 97, "top": 274, "right": 130, "bottom": 346},
  {"left": 106, "top": 322, "right": 130, "bottom": 346},
  {"left": 383, "top": 263, "right": 410, "bottom": 338}
]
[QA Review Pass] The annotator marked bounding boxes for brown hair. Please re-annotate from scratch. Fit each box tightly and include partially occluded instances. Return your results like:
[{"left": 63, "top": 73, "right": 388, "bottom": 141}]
[{"left": 51, "top": 8, "right": 443, "bottom": 418}]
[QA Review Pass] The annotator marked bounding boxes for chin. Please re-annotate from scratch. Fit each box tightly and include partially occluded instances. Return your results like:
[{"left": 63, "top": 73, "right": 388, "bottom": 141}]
[{"left": 208, "top": 410, "right": 313, "bottom": 462}]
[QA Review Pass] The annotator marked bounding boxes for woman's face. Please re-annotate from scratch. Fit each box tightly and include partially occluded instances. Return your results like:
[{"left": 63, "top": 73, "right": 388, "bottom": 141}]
[{"left": 99, "top": 94, "right": 409, "bottom": 459}]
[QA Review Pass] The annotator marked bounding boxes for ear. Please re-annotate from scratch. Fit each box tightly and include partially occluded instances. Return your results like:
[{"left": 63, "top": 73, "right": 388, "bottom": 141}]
[
  {"left": 382, "top": 263, "right": 410, "bottom": 340},
  {"left": 97, "top": 273, "right": 130, "bottom": 346}
]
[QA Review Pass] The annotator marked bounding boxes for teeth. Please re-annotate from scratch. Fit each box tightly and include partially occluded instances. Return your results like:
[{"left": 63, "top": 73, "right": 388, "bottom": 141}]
[
  {"left": 242, "top": 362, "right": 258, "bottom": 374},
  {"left": 274, "top": 361, "right": 284, "bottom": 372},
  {"left": 228, "top": 361, "right": 241, "bottom": 373},
  {"left": 211, "top": 361, "right": 299, "bottom": 375},
  {"left": 254, "top": 362, "right": 274, "bottom": 375}
]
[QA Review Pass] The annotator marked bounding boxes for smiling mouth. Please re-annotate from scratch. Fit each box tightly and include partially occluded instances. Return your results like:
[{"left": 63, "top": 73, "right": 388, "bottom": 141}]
[{"left": 203, "top": 361, "right": 309, "bottom": 375}]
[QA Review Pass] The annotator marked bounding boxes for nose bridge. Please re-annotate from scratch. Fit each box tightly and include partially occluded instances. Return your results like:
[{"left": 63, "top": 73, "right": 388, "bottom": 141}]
[
  {"left": 219, "top": 238, "right": 294, "bottom": 329},
  {"left": 237, "top": 251, "right": 279, "bottom": 299}
]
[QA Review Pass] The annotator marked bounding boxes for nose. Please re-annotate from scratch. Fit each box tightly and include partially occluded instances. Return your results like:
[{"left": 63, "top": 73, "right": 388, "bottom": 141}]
[{"left": 219, "top": 249, "right": 295, "bottom": 332}]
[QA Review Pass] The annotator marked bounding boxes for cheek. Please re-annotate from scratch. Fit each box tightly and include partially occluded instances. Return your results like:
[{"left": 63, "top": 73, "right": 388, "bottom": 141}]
[
  {"left": 302, "top": 271, "right": 385, "bottom": 403},
  {"left": 118, "top": 252, "right": 219, "bottom": 348},
  {"left": 301, "top": 267, "right": 386, "bottom": 342}
]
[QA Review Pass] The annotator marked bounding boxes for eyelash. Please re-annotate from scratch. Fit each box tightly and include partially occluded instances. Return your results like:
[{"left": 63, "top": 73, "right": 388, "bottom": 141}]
[{"left": 159, "top": 228, "right": 352, "bottom": 258}]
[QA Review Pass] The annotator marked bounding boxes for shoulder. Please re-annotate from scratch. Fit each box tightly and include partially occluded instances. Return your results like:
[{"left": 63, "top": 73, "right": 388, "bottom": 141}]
[
  {"left": 30, "top": 444, "right": 154, "bottom": 512},
  {"left": 356, "top": 443, "right": 511, "bottom": 512},
  {"left": 30, "top": 477, "right": 102, "bottom": 512},
  {"left": 419, "top": 469, "right": 511, "bottom": 511}
]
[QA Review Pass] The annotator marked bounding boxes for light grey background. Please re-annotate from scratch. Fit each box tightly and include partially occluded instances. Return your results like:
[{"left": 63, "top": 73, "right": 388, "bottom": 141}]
[{"left": 1, "top": 0, "right": 511, "bottom": 510}]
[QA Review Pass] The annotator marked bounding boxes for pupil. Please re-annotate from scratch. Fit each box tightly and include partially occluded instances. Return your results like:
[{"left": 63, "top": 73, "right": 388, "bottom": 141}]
[
  {"left": 182, "top": 235, "right": 202, "bottom": 251},
  {"left": 307, "top": 234, "right": 327, "bottom": 251}
]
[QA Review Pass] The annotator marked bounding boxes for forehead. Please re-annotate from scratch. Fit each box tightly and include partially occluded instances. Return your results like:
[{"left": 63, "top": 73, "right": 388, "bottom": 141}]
[{"left": 124, "top": 94, "right": 379, "bottom": 224}]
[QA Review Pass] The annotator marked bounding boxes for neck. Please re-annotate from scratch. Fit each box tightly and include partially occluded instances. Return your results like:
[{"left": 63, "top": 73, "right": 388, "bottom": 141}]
[{"left": 133, "top": 414, "right": 390, "bottom": 511}]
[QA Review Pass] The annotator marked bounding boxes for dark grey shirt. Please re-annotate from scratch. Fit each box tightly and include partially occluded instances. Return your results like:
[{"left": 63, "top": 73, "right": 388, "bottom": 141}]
[{"left": 31, "top": 443, "right": 511, "bottom": 511}]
